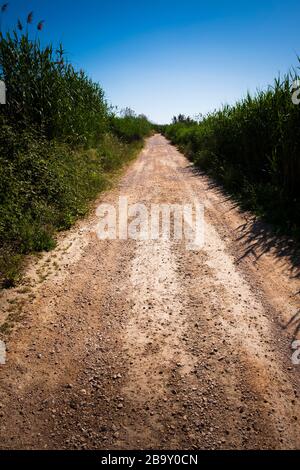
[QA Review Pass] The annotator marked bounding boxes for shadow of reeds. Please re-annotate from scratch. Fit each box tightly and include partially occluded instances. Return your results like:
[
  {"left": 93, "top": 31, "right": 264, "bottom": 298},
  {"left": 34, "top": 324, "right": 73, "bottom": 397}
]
[
  {"left": 187, "top": 165, "right": 300, "bottom": 280},
  {"left": 185, "top": 164, "right": 300, "bottom": 340},
  {"left": 235, "top": 217, "right": 300, "bottom": 279}
]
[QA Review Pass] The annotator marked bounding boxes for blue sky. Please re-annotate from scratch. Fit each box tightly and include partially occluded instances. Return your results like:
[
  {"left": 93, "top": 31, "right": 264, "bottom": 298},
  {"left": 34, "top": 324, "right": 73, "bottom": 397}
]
[{"left": 2, "top": 0, "right": 300, "bottom": 122}]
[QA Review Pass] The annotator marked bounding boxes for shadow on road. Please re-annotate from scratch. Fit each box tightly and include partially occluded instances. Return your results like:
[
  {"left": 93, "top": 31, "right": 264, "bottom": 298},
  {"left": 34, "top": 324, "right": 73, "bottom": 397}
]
[
  {"left": 187, "top": 164, "right": 300, "bottom": 339},
  {"left": 235, "top": 217, "right": 300, "bottom": 280},
  {"left": 188, "top": 166, "right": 300, "bottom": 281}
]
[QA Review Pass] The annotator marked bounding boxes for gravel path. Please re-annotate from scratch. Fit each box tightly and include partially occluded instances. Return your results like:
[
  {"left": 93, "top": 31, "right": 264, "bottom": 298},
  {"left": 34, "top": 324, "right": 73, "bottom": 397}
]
[{"left": 0, "top": 135, "right": 299, "bottom": 450}]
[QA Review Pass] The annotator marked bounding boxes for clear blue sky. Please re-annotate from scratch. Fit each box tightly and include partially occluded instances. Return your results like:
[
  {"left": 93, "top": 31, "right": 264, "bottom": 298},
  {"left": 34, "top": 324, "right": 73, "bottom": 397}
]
[{"left": 3, "top": 0, "right": 300, "bottom": 123}]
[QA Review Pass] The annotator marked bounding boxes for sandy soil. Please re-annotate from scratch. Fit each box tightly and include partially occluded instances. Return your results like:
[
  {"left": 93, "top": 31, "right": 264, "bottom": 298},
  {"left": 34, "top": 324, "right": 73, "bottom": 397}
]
[{"left": 0, "top": 134, "right": 299, "bottom": 450}]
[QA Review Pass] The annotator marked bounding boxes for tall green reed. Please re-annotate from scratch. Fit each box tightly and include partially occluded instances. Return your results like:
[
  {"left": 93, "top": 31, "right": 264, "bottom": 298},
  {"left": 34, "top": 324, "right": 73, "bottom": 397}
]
[{"left": 164, "top": 65, "right": 300, "bottom": 236}]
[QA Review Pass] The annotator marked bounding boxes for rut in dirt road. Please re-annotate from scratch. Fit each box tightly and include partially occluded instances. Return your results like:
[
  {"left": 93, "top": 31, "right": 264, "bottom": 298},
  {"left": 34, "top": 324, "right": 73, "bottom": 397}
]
[{"left": 0, "top": 135, "right": 299, "bottom": 450}]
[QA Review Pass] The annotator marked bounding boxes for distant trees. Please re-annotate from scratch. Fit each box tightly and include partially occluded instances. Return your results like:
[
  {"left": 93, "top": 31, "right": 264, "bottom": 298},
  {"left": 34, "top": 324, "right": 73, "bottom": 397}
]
[{"left": 172, "top": 114, "right": 196, "bottom": 125}]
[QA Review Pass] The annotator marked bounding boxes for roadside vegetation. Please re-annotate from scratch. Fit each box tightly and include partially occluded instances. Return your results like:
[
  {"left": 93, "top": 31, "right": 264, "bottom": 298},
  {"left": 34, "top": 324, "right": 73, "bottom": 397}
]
[
  {"left": 162, "top": 67, "right": 300, "bottom": 240},
  {"left": 0, "top": 9, "right": 152, "bottom": 287}
]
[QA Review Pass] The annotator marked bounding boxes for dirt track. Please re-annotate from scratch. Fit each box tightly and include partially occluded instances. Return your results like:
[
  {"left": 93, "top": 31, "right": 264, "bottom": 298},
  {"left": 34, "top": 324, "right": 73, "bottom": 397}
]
[{"left": 0, "top": 134, "right": 299, "bottom": 450}]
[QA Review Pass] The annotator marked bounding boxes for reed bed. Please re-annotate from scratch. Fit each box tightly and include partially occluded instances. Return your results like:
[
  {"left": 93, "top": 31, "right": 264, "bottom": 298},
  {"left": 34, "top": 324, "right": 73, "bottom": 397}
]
[
  {"left": 0, "top": 7, "right": 152, "bottom": 286},
  {"left": 163, "top": 66, "right": 300, "bottom": 238}
]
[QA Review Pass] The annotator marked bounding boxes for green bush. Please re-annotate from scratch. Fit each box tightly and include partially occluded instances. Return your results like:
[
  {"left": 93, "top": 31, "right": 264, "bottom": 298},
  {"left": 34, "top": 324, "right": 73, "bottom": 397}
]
[{"left": 110, "top": 113, "right": 152, "bottom": 143}]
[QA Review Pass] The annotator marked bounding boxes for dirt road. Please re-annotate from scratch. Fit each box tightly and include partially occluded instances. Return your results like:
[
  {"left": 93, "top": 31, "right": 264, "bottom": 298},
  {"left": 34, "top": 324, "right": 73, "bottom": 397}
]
[{"left": 0, "top": 135, "right": 299, "bottom": 450}]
